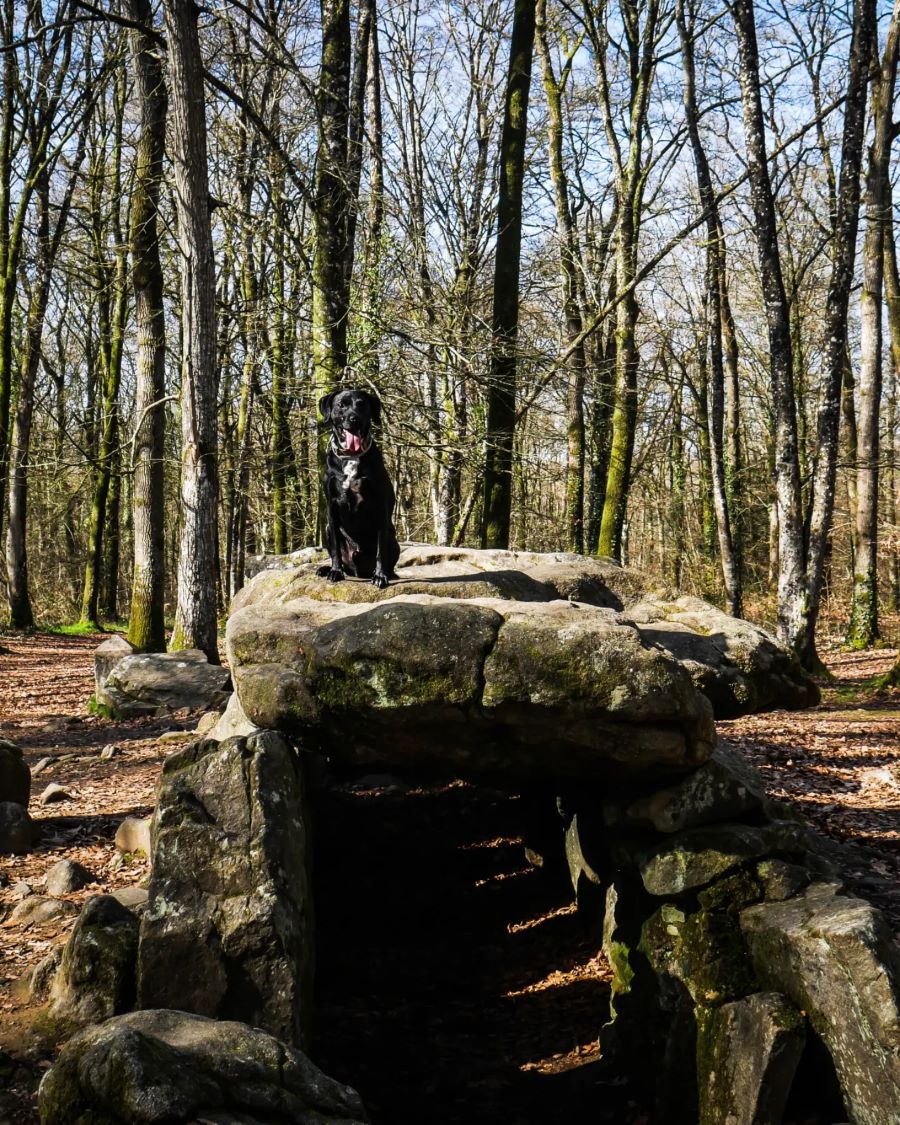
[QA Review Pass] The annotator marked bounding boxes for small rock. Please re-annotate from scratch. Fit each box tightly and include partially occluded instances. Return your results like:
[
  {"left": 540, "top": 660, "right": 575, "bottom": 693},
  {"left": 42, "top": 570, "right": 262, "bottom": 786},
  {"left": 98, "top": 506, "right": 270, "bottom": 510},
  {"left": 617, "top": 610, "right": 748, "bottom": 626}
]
[
  {"left": 44, "top": 859, "right": 94, "bottom": 897},
  {"left": 28, "top": 947, "right": 64, "bottom": 1001},
  {"left": 39, "top": 783, "right": 74, "bottom": 806},
  {"left": 7, "top": 895, "right": 79, "bottom": 927},
  {"left": 195, "top": 710, "right": 220, "bottom": 735},
  {"left": 0, "top": 802, "right": 33, "bottom": 854},
  {"left": 10, "top": 880, "right": 33, "bottom": 900},
  {"left": 114, "top": 815, "right": 151, "bottom": 857},
  {"left": 110, "top": 885, "right": 149, "bottom": 911},
  {"left": 208, "top": 691, "right": 261, "bottom": 741},
  {"left": 32, "top": 756, "right": 54, "bottom": 775},
  {"left": 99, "top": 744, "right": 121, "bottom": 761},
  {"left": 159, "top": 729, "right": 196, "bottom": 744}
]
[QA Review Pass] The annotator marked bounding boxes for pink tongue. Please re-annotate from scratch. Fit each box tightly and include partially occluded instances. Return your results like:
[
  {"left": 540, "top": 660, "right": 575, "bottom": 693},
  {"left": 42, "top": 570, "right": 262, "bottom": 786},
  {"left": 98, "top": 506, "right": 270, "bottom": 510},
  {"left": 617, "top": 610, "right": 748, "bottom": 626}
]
[{"left": 344, "top": 430, "right": 362, "bottom": 453}]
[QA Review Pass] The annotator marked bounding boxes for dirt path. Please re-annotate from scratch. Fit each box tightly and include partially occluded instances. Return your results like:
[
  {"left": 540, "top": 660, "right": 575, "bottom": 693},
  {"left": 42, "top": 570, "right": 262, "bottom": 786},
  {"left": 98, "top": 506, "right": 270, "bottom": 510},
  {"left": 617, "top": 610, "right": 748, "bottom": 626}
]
[{"left": 0, "top": 633, "right": 898, "bottom": 1124}]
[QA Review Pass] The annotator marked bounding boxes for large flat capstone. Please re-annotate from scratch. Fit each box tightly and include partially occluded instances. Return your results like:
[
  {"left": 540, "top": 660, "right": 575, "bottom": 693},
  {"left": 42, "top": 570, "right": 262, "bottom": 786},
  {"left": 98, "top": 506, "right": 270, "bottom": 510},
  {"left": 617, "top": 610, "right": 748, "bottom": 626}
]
[
  {"left": 233, "top": 544, "right": 818, "bottom": 721},
  {"left": 227, "top": 594, "right": 715, "bottom": 782}
]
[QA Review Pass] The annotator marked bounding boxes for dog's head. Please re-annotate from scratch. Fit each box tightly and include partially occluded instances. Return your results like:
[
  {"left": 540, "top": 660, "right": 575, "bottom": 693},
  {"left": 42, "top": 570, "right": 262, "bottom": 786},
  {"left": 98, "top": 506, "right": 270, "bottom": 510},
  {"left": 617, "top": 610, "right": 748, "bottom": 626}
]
[{"left": 319, "top": 388, "right": 382, "bottom": 454}]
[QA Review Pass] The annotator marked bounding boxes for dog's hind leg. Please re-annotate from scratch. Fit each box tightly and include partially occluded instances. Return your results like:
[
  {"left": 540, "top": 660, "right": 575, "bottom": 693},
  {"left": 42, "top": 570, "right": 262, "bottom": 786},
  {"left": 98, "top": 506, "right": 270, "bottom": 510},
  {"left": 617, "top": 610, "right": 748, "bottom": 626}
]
[{"left": 317, "top": 509, "right": 346, "bottom": 582}]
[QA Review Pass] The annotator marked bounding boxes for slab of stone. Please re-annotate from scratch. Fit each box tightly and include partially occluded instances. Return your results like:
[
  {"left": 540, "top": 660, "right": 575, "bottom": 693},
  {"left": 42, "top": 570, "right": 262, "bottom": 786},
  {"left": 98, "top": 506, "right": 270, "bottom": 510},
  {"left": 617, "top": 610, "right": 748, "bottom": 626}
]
[
  {"left": 37, "top": 1009, "right": 368, "bottom": 1125},
  {"left": 0, "top": 739, "right": 30, "bottom": 807},
  {"left": 97, "top": 650, "right": 231, "bottom": 719},
  {"left": 741, "top": 882, "right": 900, "bottom": 1125},
  {"left": 49, "top": 895, "right": 139, "bottom": 1027},
  {"left": 232, "top": 545, "right": 818, "bottom": 720},
  {"left": 637, "top": 821, "right": 809, "bottom": 896},
  {"left": 115, "top": 816, "right": 151, "bottom": 857},
  {"left": 94, "top": 634, "right": 134, "bottom": 700},
  {"left": 137, "top": 733, "right": 314, "bottom": 1047},
  {"left": 696, "top": 992, "right": 805, "bottom": 1125},
  {"left": 626, "top": 594, "right": 819, "bottom": 717},
  {"left": 228, "top": 595, "right": 715, "bottom": 782},
  {"left": 624, "top": 740, "right": 766, "bottom": 833},
  {"left": 45, "top": 859, "right": 94, "bottom": 897},
  {"left": 0, "top": 801, "right": 33, "bottom": 854},
  {"left": 110, "top": 885, "right": 148, "bottom": 911}
]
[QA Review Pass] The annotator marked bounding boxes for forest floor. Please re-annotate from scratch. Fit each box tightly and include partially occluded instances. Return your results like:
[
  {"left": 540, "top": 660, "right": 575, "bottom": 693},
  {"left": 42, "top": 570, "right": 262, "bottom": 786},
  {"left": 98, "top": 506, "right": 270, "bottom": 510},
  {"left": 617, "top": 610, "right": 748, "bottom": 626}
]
[{"left": 0, "top": 630, "right": 898, "bottom": 1125}]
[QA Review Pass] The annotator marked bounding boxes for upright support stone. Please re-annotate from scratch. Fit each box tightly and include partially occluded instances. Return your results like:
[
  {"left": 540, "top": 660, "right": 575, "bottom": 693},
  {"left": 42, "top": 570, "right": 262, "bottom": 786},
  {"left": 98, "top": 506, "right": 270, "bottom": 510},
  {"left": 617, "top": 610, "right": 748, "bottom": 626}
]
[
  {"left": 741, "top": 882, "right": 900, "bottom": 1125},
  {"left": 137, "top": 733, "right": 314, "bottom": 1047},
  {"left": 696, "top": 992, "right": 805, "bottom": 1124},
  {"left": 94, "top": 634, "right": 134, "bottom": 699}
]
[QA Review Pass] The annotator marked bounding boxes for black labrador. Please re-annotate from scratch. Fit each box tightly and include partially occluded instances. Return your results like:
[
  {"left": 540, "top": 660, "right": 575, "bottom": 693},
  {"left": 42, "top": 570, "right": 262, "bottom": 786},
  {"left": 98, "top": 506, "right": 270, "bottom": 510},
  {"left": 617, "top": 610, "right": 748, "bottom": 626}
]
[{"left": 317, "top": 388, "right": 401, "bottom": 589}]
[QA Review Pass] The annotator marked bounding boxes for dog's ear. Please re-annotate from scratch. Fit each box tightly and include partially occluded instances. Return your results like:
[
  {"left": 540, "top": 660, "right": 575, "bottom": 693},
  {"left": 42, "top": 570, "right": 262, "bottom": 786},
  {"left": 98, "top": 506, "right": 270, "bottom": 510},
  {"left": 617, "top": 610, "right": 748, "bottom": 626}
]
[
  {"left": 365, "top": 392, "right": 382, "bottom": 425},
  {"left": 318, "top": 390, "right": 338, "bottom": 422}
]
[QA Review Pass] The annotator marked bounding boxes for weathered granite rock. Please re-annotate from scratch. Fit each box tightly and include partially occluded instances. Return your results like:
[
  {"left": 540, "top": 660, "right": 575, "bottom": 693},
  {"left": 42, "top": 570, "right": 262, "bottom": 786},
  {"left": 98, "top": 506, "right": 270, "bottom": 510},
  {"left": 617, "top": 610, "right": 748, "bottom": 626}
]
[
  {"left": 231, "top": 544, "right": 817, "bottom": 720},
  {"left": 228, "top": 595, "right": 715, "bottom": 781},
  {"left": 137, "top": 733, "right": 314, "bottom": 1046},
  {"left": 624, "top": 741, "right": 766, "bottom": 833},
  {"left": 637, "top": 820, "right": 809, "bottom": 896},
  {"left": 208, "top": 690, "right": 261, "bottom": 741},
  {"left": 49, "top": 895, "right": 139, "bottom": 1027},
  {"left": 27, "top": 946, "right": 64, "bottom": 1001},
  {"left": 37, "top": 1009, "right": 368, "bottom": 1125},
  {"left": 755, "top": 858, "right": 811, "bottom": 902},
  {"left": 39, "top": 782, "right": 73, "bottom": 805},
  {"left": 97, "top": 650, "right": 231, "bottom": 718},
  {"left": 115, "top": 816, "right": 152, "bottom": 857},
  {"left": 0, "top": 800, "right": 33, "bottom": 853},
  {"left": 45, "top": 858, "right": 94, "bottom": 896},
  {"left": 0, "top": 739, "right": 29, "bottom": 807},
  {"left": 741, "top": 882, "right": 900, "bottom": 1125},
  {"left": 696, "top": 992, "right": 805, "bottom": 1125},
  {"left": 627, "top": 594, "right": 819, "bottom": 717},
  {"left": 93, "top": 634, "right": 134, "bottom": 699},
  {"left": 8, "top": 895, "right": 78, "bottom": 926}
]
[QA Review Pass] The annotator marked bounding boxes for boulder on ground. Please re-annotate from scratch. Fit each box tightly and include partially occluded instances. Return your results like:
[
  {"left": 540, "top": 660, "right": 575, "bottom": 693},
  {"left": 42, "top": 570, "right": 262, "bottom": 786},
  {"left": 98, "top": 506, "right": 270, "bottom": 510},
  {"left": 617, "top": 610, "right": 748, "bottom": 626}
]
[
  {"left": 228, "top": 595, "right": 715, "bottom": 782},
  {"left": 0, "top": 800, "right": 33, "bottom": 854},
  {"left": 44, "top": 858, "right": 94, "bottom": 897},
  {"left": 97, "top": 650, "right": 231, "bottom": 718},
  {"left": 696, "top": 992, "right": 805, "bottom": 1125},
  {"left": 0, "top": 739, "right": 30, "bottom": 807},
  {"left": 48, "top": 895, "right": 139, "bottom": 1027},
  {"left": 37, "top": 1008, "right": 368, "bottom": 1125},
  {"left": 8, "top": 895, "right": 78, "bottom": 927},
  {"left": 93, "top": 634, "right": 134, "bottom": 699},
  {"left": 115, "top": 816, "right": 152, "bottom": 857},
  {"left": 741, "top": 881, "right": 900, "bottom": 1125},
  {"left": 231, "top": 544, "right": 817, "bottom": 720},
  {"left": 137, "top": 733, "right": 314, "bottom": 1047}
]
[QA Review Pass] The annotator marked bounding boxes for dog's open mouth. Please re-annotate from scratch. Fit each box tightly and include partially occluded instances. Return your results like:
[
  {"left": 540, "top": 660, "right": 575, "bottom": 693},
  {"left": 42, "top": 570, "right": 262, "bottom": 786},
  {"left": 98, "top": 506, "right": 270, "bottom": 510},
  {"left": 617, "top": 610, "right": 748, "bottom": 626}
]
[{"left": 342, "top": 430, "right": 363, "bottom": 453}]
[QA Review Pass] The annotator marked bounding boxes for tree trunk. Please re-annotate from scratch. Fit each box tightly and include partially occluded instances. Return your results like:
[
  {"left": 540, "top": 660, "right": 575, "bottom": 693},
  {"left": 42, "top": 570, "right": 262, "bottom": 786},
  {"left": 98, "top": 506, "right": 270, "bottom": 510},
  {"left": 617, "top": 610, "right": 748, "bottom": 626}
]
[
  {"left": 481, "top": 0, "right": 536, "bottom": 548},
  {"left": 164, "top": 0, "right": 220, "bottom": 662},
  {"left": 677, "top": 0, "right": 741, "bottom": 613},
  {"left": 126, "top": 0, "right": 168, "bottom": 652},
  {"left": 800, "top": 0, "right": 877, "bottom": 667},
  {"left": 535, "top": 0, "right": 586, "bottom": 552},
  {"left": 731, "top": 0, "right": 806, "bottom": 651},
  {"left": 885, "top": 194, "right": 900, "bottom": 611},
  {"left": 847, "top": 0, "right": 900, "bottom": 647}
]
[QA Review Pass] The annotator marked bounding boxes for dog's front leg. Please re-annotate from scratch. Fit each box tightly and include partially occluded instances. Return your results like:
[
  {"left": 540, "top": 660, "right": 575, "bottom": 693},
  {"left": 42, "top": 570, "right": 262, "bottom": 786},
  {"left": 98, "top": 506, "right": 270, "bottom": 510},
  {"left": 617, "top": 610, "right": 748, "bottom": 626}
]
[
  {"left": 317, "top": 501, "right": 345, "bottom": 583},
  {"left": 371, "top": 521, "right": 389, "bottom": 589}
]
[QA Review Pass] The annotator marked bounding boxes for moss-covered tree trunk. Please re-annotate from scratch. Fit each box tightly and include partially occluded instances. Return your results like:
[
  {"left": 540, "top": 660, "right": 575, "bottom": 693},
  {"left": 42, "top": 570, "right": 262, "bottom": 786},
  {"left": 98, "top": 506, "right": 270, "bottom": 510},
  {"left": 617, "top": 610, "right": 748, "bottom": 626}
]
[
  {"left": 126, "top": 0, "right": 168, "bottom": 652},
  {"left": 164, "top": 0, "right": 220, "bottom": 662},
  {"left": 481, "top": 0, "right": 536, "bottom": 549}
]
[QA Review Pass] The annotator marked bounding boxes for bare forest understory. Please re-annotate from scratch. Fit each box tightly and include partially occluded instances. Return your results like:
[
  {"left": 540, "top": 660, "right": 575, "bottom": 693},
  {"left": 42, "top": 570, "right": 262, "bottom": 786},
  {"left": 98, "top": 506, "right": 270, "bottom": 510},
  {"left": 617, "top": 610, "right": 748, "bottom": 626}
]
[{"left": 0, "top": 631, "right": 898, "bottom": 1125}]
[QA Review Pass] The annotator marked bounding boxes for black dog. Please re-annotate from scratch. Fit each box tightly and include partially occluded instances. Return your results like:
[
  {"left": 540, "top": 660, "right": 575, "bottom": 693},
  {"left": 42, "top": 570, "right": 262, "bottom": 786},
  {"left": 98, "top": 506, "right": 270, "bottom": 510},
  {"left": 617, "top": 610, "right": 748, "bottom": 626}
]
[{"left": 317, "top": 388, "right": 400, "bottom": 589}]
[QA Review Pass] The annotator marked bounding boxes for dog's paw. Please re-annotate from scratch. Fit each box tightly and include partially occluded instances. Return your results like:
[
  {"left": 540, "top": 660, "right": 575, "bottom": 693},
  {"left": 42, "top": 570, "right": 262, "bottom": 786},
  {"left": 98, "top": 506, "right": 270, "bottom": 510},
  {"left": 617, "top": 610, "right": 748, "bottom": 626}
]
[
  {"left": 319, "top": 566, "right": 345, "bottom": 583},
  {"left": 371, "top": 573, "right": 389, "bottom": 590},
  {"left": 316, "top": 565, "right": 332, "bottom": 578}
]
